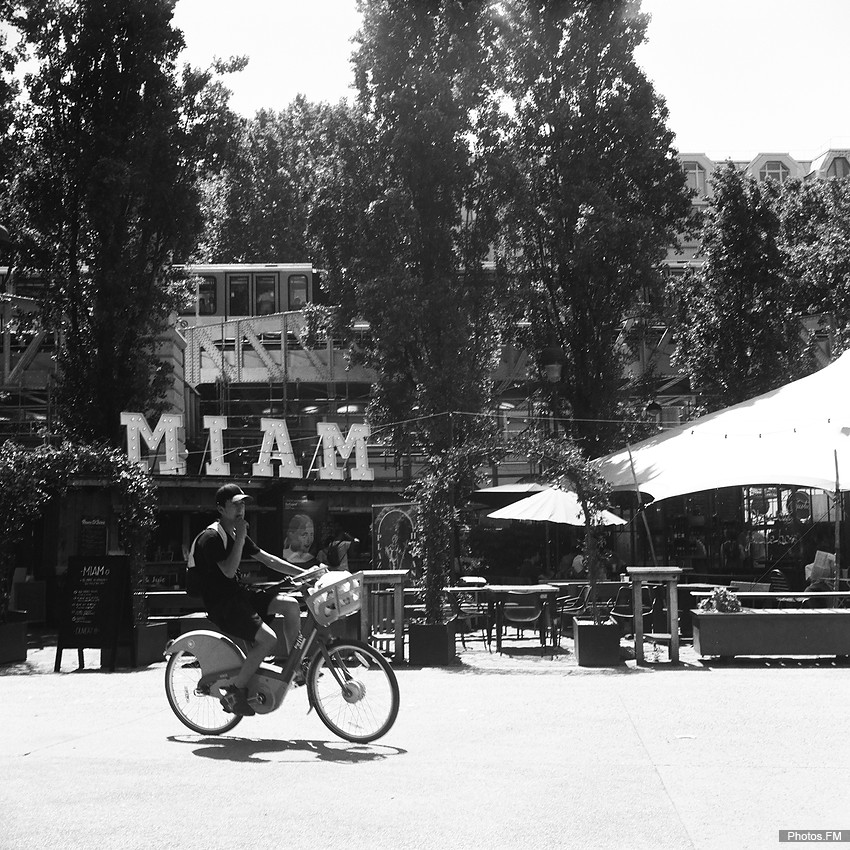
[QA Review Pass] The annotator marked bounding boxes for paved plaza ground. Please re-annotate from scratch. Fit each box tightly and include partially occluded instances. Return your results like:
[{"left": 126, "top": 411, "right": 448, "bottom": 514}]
[{"left": 3, "top": 628, "right": 850, "bottom": 850}]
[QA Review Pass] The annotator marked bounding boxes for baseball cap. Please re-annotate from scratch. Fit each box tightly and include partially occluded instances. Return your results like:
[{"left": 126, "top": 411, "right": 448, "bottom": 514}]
[{"left": 215, "top": 484, "right": 252, "bottom": 506}]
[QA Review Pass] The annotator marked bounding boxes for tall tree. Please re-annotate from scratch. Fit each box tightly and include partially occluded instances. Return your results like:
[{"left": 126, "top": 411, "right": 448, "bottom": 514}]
[
  {"left": 497, "top": 0, "right": 691, "bottom": 454},
  {"left": 669, "top": 163, "right": 815, "bottom": 411},
  {"left": 8, "top": 0, "right": 238, "bottom": 443},
  {"left": 350, "top": 0, "right": 507, "bottom": 621},
  {"left": 199, "top": 95, "right": 331, "bottom": 263},
  {"left": 350, "top": 0, "right": 505, "bottom": 453},
  {"left": 0, "top": 0, "right": 21, "bottom": 206},
  {"left": 780, "top": 175, "right": 850, "bottom": 357}
]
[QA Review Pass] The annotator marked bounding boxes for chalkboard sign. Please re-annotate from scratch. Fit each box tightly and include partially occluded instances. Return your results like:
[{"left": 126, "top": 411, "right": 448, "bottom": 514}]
[
  {"left": 79, "top": 517, "right": 108, "bottom": 557},
  {"left": 55, "top": 555, "right": 133, "bottom": 672}
]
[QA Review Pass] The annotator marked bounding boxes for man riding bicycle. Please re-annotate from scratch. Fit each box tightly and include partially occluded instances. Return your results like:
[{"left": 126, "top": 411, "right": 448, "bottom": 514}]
[{"left": 187, "top": 483, "right": 321, "bottom": 716}]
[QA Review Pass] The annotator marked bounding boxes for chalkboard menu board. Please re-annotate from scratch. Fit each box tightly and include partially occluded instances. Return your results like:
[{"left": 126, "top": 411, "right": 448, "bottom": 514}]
[
  {"left": 55, "top": 555, "right": 132, "bottom": 672},
  {"left": 79, "top": 517, "right": 108, "bottom": 556}
]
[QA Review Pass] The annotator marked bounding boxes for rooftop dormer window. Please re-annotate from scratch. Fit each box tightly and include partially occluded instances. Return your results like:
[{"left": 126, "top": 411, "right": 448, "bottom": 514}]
[
  {"left": 758, "top": 160, "right": 789, "bottom": 183},
  {"left": 827, "top": 156, "right": 850, "bottom": 179}
]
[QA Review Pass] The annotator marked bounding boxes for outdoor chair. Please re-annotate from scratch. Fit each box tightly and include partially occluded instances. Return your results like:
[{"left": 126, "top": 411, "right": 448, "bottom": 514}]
[
  {"left": 495, "top": 592, "right": 551, "bottom": 650},
  {"left": 767, "top": 569, "right": 799, "bottom": 608},
  {"left": 449, "top": 589, "right": 491, "bottom": 651},
  {"left": 609, "top": 585, "right": 653, "bottom": 637},
  {"left": 556, "top": 585, "right": 590, "bottom": 635}
]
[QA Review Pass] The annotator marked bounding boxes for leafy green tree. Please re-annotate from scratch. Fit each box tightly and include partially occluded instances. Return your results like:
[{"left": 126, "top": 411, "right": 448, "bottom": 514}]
[
  {"left": 7, "top": 0, "right": 239, "bottom": 443},
  {"left": 350, "top": 0, "right": 505, "bottom": 451},
  {"left": 0, "top": 0, "right": 21, "bottom": 206},
  {"left": 496, "top": 0, "right": 691, "bottom": 454},
  {"left": 780, "top": 176, "right": 850, "bottom": 356},
  {"left": 669, "top": 163, "right": 814, "bottom": 411},
  {"left": 350, "top": 0, "right": 507, "bottom": 622},
  {"left": 200, "top": 96, "right": 318, "bottom": 263}
]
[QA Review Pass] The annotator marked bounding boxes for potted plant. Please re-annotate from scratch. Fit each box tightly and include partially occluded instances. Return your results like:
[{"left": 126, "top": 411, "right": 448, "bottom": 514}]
[
  {"left": 405, "top": 433, "right": 504, "bottom": 666},
  {"left": 406, "top": 451, "right": 461, "bottom": 666},
  {"left": 571, "top": 529, "right": 621, "bottom": 666},
  {"left": 518, "top": 433, "right": 622, "bottom": 666}
]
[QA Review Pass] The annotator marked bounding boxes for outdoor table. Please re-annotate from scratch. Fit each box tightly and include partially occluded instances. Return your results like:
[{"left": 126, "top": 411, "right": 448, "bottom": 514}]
[
  {"left": 360, "top": 570, "right": 409, "bottom": 661},
  {"left": 486, "top": 584, "right": 558, "bottom": 652},
  {"left": 627, "top": 567, "right": 683, "bottom": 663}
]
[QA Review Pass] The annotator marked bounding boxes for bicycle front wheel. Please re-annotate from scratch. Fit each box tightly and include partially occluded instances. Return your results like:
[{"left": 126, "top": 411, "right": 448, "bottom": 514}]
[
  {"left": 165, "top": 649, "right": 242, "bottom": 735},
  {"left": 308, "top": 639, "right": 399, "bottom": 743}
]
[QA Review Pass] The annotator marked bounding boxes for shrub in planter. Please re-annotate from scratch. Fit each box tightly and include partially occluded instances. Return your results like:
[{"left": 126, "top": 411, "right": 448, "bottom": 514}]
[{"left": 697, "top": 587, "right": 742, "bottom": 613}]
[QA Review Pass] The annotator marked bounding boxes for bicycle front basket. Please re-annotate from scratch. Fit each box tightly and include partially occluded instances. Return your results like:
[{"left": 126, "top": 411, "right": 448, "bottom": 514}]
[{"left": 307, "top": 571, "right": 364, "bottom": 626}]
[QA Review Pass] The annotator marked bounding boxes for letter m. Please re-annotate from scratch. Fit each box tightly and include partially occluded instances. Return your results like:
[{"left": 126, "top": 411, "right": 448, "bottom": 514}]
[
  {"left": 316, "top": 423, "right": 374, "bottom": 481},
  {"left": 120, "top": 412, "right": 186, "bottom": 475}
]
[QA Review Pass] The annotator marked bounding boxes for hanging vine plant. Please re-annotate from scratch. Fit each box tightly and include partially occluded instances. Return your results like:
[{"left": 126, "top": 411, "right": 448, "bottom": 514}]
[{"left": 0, "top": 440, "right": 158, "bottom": 623}]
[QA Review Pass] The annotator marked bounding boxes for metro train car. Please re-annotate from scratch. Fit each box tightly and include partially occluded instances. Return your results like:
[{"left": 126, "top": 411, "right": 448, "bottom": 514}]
[
  {"left": 2, "top": 263, "right": 323, "bottom": 326},
  {"left": 176, "top": 263, "right": 322, "bottom": 325}
]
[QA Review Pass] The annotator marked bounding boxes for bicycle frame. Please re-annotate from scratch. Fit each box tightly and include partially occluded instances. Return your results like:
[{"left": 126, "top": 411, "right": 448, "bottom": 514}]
[{"left": 165, "top": 583, "right": 347, "bottom": 715}]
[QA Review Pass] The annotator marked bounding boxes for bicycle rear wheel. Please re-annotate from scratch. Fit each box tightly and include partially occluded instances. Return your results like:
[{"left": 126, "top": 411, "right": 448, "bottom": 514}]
[
  {"left": 307, "top": 639, "right": 399, "bottom": 743},
  {"left": 165, "top": 649, "right": 242, "bottom": 735}
]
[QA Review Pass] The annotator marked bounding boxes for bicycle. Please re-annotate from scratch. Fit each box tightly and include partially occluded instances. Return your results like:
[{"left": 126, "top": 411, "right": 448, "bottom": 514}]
[{"left": 164, "top": 569, "right": 400, "bottom": 743}]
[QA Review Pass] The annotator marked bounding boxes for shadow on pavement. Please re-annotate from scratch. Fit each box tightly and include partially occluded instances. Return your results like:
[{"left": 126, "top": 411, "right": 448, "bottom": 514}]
[{"left": 167, "top": 734, "right": 406, "bottom": 764}]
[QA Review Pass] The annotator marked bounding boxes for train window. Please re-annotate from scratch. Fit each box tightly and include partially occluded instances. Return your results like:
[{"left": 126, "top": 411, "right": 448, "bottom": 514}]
[
  {"left": 288, "top": 274, "right": 308, "bottom": 310},
  {"left": 198, "top": 277, "right": 217, "bottom": 315},
  {"left": 228, "top": 275, "right": 250, "bottom": 316},
  {"left": 255, "top": 275, "right": 276, "bottom": 315}
]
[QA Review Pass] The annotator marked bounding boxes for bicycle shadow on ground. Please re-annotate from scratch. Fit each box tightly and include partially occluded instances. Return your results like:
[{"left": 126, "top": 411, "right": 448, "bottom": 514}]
[{"left": 167, "top": 734, "right": 406, "bottom": 764}]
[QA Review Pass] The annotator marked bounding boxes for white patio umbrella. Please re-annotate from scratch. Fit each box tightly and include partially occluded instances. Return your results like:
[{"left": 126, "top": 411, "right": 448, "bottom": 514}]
[
  {"left": 487, "top": 487, "right": 627, "bottom": 575},
  {"left": 487, "top": 487, "right": 627, "bottom": 527}
]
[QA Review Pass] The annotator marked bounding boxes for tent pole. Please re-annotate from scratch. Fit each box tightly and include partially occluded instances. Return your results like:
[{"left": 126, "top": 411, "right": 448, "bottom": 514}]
[
  {"left": 628, "top": 445, "right": 658, "bottom": 566},
  {"left": 835, "top": 450, "right": 841, "bottom": 591}
]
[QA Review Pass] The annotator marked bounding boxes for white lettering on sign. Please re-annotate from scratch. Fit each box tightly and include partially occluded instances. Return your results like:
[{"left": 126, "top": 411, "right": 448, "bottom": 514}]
[
  {"left": 252, "top": 418, "right": 303, "bottom": 479},
  {"left": 120, "top": 412, "right": 186, "bottom": 475},
  {"left": 203, "top": 416, "right": 230, "bottom": 476},
  {"left": 317, "top": 422, "right": 374, "bottom": 481},
  {"left": 120, "top": 413, "right": 373, "bottom": 480}
]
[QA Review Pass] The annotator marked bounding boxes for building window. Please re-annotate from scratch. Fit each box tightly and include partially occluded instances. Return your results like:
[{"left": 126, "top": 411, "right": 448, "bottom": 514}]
[
  {"left": 683, "top": 161, "right": 707, "bottom": 196},
  {"left": 828, "top": 156, "right": 850, "bottom": 179},
  {"left": 758, "top": 160, "right": 789, "bottom": 183}
]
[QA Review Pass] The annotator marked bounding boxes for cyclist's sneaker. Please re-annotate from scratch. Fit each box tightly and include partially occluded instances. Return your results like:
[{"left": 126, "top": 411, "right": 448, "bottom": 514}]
[
  {"left": 220, "top": 685, "right": 255, "bottom": 716},
  {"left": 293, "top": 660, "right": 311, "bottom": 687}
]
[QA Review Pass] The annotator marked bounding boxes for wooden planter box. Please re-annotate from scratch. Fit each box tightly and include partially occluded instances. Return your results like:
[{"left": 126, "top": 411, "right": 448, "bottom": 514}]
[
  {"left": 573, "top": 617, "right": 621, "bottom": 667},
  {"left": 409, "top": 621, "right": 457, "bottom": 666},
  {"left": 692, "top": 609, "right": 850, "bottom": 658},
  {"left": 0, "top": 611, "right": 28, "bottom": 665},
  {"left": 99, "top": 622, "right": 168, "bottom": 669}
]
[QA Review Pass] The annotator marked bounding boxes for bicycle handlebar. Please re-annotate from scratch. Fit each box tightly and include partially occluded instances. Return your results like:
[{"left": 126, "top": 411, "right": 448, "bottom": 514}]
[{"left": 267, "top": 564, "right": 329, "bottom": 593}]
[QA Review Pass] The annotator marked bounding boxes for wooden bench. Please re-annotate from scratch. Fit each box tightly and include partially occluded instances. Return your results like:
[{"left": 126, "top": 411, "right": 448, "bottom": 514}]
[
  {"left": 145, "top": 591, "right": 205, "bottom": 638},
  {"left": 692, "top": 608, "right": 850, "bottom": 658}
]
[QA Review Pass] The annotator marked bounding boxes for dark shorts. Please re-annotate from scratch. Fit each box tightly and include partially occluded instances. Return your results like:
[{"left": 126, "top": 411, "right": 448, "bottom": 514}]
[{"left": 207, "top": 587, "right": 275, "bottom": 644}]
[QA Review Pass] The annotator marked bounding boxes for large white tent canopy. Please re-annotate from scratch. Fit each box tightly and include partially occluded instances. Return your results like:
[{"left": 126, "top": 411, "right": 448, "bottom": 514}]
[{"left": 597, "top": 351, "right": 850, "bottom": 502}]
